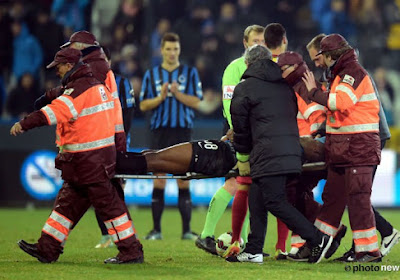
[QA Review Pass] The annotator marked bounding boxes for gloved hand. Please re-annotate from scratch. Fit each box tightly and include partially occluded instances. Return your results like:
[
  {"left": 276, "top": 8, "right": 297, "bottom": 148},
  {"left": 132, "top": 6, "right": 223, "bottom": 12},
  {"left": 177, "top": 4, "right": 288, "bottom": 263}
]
[{"left": 236, "top": 161, "right": 250, "bottom": 176}]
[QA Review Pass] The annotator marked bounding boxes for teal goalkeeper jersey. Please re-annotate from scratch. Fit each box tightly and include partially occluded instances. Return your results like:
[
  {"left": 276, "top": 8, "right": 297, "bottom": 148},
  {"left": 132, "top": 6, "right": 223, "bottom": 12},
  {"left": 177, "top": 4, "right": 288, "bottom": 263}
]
[{"left": 222, "top": 56, "right": 247, "bottom": 129}]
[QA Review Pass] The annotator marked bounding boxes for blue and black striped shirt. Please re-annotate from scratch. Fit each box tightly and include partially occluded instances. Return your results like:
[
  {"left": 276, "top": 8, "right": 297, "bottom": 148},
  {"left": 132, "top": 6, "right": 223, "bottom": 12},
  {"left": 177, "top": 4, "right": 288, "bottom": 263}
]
[{"left": 140, "top": 65, "right": 203, "bottom": 130}]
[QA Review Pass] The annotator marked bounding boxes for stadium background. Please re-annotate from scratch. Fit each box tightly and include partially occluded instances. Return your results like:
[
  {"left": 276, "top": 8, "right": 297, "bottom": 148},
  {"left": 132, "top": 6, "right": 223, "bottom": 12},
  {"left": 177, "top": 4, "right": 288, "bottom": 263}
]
[{"left": 1, "top": 0, "right": 400, "bottom": 207}]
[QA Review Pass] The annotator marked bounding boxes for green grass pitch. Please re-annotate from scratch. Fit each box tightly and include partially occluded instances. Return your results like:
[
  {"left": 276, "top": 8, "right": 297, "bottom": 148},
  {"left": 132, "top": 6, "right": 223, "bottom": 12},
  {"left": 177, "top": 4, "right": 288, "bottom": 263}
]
[{"left": 0, "top": 207, "right": 400, "bottom": 280}]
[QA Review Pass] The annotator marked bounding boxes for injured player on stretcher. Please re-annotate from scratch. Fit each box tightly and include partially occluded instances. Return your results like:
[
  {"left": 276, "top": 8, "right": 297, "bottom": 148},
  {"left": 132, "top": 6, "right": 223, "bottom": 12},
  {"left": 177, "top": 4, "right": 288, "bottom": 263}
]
[{"left": 115, "top": 136, "right": 325, "bottom": 178}]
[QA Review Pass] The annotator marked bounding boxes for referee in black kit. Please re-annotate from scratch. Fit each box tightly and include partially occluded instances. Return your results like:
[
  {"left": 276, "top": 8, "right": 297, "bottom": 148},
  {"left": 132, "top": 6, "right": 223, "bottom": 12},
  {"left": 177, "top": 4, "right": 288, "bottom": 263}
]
[{"left": 139, "top": 32, "right": 203, "bottom": 240}]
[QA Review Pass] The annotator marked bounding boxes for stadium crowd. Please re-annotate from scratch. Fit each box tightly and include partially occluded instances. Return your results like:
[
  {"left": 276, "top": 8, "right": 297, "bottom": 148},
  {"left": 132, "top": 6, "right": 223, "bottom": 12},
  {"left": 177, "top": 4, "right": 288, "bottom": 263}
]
[
  {"left": 5, "top": 0, "right": 400, "bottom": 265},
  {"left": 1, "top": 0, "right": 400, "bottom": 131}
]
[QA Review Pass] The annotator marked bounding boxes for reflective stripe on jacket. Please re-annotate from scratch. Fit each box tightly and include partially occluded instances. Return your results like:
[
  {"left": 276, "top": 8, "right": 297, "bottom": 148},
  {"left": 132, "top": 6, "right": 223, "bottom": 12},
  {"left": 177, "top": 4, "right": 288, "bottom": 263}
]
[
  {"left": 106, "top": 70, "right": 126, "bottom": 151},
  {"left": 324, "top": 50, "right": 381, "bottom": 166},
  {"left": 326, "top": 51, "right": 379, "bottom": 134},
  {"left": 288, "top": 66, "right": 327, "bottom": 138},
  {"left": 20, "top": 63, "right": 118, "bottom": 184},
  {"left": 41, "top": 85, "right": 116, "bottom": 153},
  {"left": 106, "top": 70, "right": 125, "bottom": 134},
  {"left": 296, "top": 91, "right": 326, "bottom": 137}
]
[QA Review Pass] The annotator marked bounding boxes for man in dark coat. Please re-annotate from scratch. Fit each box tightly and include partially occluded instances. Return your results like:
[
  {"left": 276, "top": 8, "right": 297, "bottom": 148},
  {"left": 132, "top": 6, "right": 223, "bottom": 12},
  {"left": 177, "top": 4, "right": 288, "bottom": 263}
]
[{"left": 227, "top": 45, "right": 332, "bottom": 264}]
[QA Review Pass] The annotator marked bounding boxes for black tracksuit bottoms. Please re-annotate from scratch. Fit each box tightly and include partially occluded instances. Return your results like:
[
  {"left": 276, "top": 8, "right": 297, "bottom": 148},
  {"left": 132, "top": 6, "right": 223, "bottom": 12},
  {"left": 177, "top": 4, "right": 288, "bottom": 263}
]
[{"left": 245, "top": 174, "right": 323, "bottom": 254}]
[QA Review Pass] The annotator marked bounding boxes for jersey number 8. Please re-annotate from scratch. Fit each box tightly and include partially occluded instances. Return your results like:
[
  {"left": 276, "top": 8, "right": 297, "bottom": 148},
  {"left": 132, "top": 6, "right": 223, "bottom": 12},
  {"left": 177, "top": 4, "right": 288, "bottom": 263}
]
[{"left": 203, "top": 140, "right": 218, "bottom": 150}]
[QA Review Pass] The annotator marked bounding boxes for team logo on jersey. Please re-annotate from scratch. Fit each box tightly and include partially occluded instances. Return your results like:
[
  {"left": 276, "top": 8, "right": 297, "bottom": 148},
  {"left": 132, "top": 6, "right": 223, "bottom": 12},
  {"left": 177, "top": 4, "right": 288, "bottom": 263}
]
[
  {"left": 342, "top": 74, "right": 355, "bottom": 86},
  {"left": 63, "top": 88, "right": 74, "bottom": 95},
  {"left": 99, "top": 87, "right": 108, "bottom": 101},
  {"left": 126, "top": 97, "right": 135, "bottom": 106},
  {"left": 223, "top": 85, "right": 235, "bottom": 100},
  {"left": 178, "top": 74, "right": 186, "bottom": 84}
]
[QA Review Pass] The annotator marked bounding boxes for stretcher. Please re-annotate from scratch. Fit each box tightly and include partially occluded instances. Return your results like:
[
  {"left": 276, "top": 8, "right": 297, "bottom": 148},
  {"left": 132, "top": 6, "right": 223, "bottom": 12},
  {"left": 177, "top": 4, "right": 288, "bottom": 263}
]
[{"left": 114, "top": 162, "right": 326, "bottom": 180}]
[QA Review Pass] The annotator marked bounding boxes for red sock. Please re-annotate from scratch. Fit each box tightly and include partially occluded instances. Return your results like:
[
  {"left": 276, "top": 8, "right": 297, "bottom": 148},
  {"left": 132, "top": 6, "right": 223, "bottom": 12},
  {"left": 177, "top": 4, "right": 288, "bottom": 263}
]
[
  {"left": 231, "top": 189, "right": 248, "bottom": 243},
  {"left": 276, "top": 218, "right": 289, "bottom": 252}
]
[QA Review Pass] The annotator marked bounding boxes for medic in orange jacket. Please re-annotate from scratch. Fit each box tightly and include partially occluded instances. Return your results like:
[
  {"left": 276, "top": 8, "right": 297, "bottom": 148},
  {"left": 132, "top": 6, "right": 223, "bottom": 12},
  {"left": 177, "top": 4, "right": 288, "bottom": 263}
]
[
  {"left": 11, "top": 48, "right": 143, "bottom": 264},
  {"left": 34, "top": 31, "right": 126, "bottom": 152},
  {"left": 302, "top": 34, "right": 381, "bottom": 261},
  {"left": 277, "top": 51, "right": 327, "bottom": 138},
  {"left": 11, "top": 49, "right": 118, "bottom": 185},
  {"left": 303, "top": 40, "right": 380, "bottom": 166}
]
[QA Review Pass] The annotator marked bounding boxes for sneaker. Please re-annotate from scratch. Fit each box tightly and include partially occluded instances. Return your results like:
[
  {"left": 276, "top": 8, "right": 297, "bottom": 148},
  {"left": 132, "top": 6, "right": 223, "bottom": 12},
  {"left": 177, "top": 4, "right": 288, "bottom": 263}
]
[
  {"left": 195, "top": 236, "right": 217, "bottom": 255},
  {"left": 334, "top": 247, "right": 355, "bottom": 262},
  {"left": 356, "top": 253, "right": 382, "bottom": 263},
  {"left": 287, "top": 244, "right": 311, "bottom": 262},
  {"left": 226, "top": 251, "right": 263, "bottom": 263},
  {"left": 289, "top": 247, "right": 299, "bottom": 255},
  {"left": 275, "top": 249, "right": 288, "bottom": 260},
  {"left": 182, "top": 231, "right": 198, "bottom": 240},
  {"left": 104, "top": 256, "right": 144, "bottom": 264},
  {"left": 17, "top": 240, "right": 53, "bottom": 263},
  {"left": 223, "top": 241, "right": 241, "bottom": 258},
  {"left": 325, "top": 225, "right": 347, "bottom": 259},
  {"left": 308, "top": 234, "right": 333, "bottom": 264},
  {"left": 95, "top": 235, "right": 115, "bottom": 249},
  {"left": 145, "top": 230, "right": 162, "bottom": 240},
  {"left": 380, "top": 228, "right": 400, "bottom": 257}
]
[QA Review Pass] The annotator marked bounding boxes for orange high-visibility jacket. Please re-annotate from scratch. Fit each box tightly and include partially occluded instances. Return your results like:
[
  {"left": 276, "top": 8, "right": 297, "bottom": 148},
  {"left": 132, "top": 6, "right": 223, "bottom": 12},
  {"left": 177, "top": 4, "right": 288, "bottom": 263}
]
[
  {"left": 82, "top": 47, "right": 126, "bottom": 152},
  {"left": 326, "top": 55, "right": 380, "bottom": 134},
  {"left": 105, "top": 70, "right": 126, "bottom": 151},
  {"left": 309, "top": 50, "right": 381, "bottom": 166},
  {"left": 294, "top": 81, "right": 326, "bottom": 137},
  {"left": 41, "top": 84, "right": 116, "bottom": 153},
  {"left": 20, "top": 64, "right": 118, "bottom": 184},
  {"left": 296, "top": 92, "right": 326, "bottom": 137}
]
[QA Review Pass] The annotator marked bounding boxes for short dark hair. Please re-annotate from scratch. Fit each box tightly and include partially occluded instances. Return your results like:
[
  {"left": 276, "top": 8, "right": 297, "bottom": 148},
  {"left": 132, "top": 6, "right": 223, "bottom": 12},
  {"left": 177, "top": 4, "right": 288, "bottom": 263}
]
[
  {"left": 306, "top": 33, "right": 326, "bottom": 51},
  {"left": 161, "top": 32, "right": 180, "bottom": 47},
  {"left": 264, "top": 23, "right": 286, "bottom": 49}
]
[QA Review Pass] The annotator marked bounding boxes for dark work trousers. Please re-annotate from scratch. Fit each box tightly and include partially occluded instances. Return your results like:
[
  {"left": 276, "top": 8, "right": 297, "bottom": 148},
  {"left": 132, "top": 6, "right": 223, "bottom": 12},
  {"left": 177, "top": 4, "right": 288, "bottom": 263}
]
[
  {"left": 37, "top": 181, "right": 143, "bottom": 262},
  {"left": 315, "top": 166, "right": 347, "bottom": 231},
  {"left": 95, "top": 178, "right": 128, "bottom": 236},
  {"left": 372, "top": 140, "right": 393, "bottom": 238},
  {"left": 315, "top": 165, "right": 379, "bottom": 256},
  {"left": 286, "top": 170, "right": 325, "bottom": 223},
  {"left": 245, "top": 175, "right": 323, "bottom": 254}
]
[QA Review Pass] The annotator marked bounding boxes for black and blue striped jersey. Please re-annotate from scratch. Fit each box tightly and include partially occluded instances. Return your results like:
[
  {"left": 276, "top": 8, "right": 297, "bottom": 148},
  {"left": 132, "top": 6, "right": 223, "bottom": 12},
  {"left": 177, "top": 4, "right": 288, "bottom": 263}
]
[{"left": 139, "top": 64, "right": 203, "bottom": 130}]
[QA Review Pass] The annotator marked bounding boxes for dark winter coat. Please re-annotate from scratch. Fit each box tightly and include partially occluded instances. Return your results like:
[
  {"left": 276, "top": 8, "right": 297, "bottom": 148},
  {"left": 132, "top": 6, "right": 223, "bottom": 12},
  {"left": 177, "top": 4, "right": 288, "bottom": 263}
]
[{"left": 231, "top": 59, "right": 302, "bottom": 178}]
